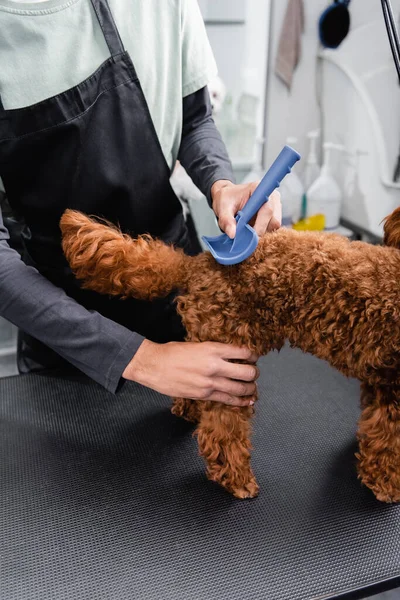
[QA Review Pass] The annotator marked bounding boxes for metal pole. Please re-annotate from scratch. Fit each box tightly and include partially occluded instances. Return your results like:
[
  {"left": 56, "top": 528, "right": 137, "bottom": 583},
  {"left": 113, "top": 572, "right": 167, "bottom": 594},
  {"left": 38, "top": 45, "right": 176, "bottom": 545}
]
[
  {"left": 262, "top": 0, "right": 275, "bottom": 168},
  {"left": 381, "top": 0, "right": 400, "bottom": 83}
]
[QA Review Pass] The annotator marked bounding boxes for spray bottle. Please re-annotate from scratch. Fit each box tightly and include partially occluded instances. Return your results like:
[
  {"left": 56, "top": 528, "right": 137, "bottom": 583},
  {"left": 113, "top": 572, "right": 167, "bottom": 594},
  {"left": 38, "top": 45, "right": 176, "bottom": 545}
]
[
  {"left": 280, "top": 137, "right": 305, "bottom": 226},
  {"left": 301, "top": 130, "right": 321, "bottom": 219},
  {"left": 304, "top": 131, "right": 321, "bottom": 187},
  {"left": 306, "top": 142, "right": 343, "bottom": 229}
]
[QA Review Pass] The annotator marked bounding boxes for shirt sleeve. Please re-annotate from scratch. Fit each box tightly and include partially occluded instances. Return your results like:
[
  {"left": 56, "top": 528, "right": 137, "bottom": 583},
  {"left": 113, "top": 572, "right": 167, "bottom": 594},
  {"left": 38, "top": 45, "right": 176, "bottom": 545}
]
[
  {"left": 0, "top": 207, "right": 144, "bottom": 394},
  {"left": 181, "top": 0, "right": 218, "bottom": 98},
  {"left": 179, "top": 86, "right": 234, "bottom": 203}
]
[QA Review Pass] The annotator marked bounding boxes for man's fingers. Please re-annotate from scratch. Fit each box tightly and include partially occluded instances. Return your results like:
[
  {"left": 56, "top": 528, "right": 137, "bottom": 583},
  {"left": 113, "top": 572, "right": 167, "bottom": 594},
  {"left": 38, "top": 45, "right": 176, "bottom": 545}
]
[
  {"left": 247, "top": 181, "right": 259, "bottom": 195},
  {"left": 216, "top": 182, "right": 260, "bottom": 239},
  {"left": 219, "top": 361, "right": 260, "bottom": 382},
  {"left": 268, "top": 217, "right": 281, "bottom": 232},
  {"left": 268, "top": 190, "right": 282, "bottom": 231},
  {"left": 214, "top": 344, "right": 259, "bottom": 363},
  {"left": 212, "top": 377, "right": 257, "bottom": 398},
  {"left": 207, "top": 392, "right": 257, "bottom": 407},
  {"left": 253, "top": 190, "right": 282, "bottom": 236},
  {"left": 253, "top": 202, "right": 274, "bottom": 236}
]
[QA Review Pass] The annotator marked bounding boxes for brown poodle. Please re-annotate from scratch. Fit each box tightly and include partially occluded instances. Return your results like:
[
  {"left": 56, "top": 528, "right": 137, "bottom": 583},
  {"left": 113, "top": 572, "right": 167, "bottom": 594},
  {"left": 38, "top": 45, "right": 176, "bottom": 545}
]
[{"left": 60, "top": 207, "right": 400, "bottom": 502}]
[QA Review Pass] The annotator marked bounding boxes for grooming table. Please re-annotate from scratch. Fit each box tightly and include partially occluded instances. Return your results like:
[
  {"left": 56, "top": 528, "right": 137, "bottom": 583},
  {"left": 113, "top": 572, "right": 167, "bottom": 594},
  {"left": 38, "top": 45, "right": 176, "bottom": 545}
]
[{"left": 1, "top": 347, "right": 399, "bottom": 600}]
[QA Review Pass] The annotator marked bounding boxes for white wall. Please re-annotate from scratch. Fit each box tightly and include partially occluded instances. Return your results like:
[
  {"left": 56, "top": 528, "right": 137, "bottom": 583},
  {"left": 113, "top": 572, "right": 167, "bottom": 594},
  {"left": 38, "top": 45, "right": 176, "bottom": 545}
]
[
  {"left": 264, "top": 0, "right": 400, "bottom": 166},
  {"left": 200, "top": 0, "right": 271, "bottom": 151},
  {"left": 242, "top": 0, "right": 271, "bottom": 142},
  {"left": 265, "top": 0, "right": 326, "bottom": 165}
]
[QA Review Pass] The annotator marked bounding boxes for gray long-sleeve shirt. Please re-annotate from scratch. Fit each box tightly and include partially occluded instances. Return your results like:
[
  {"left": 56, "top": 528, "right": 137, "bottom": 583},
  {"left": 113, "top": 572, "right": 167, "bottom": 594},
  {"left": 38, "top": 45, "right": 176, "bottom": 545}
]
[{"left": 0, "top": 87, "right": 234, "bottom": 393}]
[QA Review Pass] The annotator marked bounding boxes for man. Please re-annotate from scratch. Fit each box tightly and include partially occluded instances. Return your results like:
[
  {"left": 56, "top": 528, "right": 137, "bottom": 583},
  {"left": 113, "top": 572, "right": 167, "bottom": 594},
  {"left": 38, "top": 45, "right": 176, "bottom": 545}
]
[{"left": 0, "top": 0, "right": 281, "bottom": 406}]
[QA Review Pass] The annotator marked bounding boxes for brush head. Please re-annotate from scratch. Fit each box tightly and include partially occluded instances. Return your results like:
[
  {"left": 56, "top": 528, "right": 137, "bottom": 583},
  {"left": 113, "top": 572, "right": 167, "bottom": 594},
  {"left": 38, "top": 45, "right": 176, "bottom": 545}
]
[
  {"left": 319, "top": 3, "right": 351, "bottom": 49},
  {"left": 202, "top": 225, "right": 259, "bottom": 266}
]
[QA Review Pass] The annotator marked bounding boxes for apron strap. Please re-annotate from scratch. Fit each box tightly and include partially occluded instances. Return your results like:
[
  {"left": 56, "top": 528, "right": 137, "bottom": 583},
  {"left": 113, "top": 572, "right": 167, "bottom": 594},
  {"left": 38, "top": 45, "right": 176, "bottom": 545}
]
[{"left": 90, "top": 0, "right": 125, "bottom": 57}]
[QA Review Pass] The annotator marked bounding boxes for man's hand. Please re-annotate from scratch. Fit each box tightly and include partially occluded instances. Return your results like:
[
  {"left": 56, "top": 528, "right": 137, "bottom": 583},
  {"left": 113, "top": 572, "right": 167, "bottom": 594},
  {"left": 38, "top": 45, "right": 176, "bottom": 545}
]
[
  {"left": 211, "top": 180, "right": 282, "bottom": 239},
  {"left": 123, "top": 340, "right": 260, "bottom": 407}
]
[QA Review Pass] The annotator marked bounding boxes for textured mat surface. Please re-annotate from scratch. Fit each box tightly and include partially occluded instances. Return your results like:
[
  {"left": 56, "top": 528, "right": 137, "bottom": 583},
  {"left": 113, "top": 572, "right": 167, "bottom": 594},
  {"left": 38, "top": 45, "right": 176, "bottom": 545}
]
[{"left": 1, "top": 347, "right": 399, "bottom": 600}]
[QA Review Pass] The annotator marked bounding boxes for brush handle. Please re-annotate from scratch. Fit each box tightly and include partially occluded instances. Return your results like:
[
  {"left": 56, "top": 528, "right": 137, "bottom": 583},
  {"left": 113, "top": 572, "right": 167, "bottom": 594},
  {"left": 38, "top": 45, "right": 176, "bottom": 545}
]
[{"left": 238, "top": 146, "right": 301, "bottom": 226}]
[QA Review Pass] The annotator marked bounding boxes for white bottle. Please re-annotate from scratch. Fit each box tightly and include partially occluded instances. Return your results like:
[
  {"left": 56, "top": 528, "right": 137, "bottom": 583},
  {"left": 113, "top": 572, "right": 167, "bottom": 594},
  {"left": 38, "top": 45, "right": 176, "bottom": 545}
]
[
  {"left": 280, "top": 137, "right": 305, "bottom": 226},
  {"left": 306, "top": 142, "right": 343, "bottom": 229},
  {"left": 303, "top": 130, "right": 321, "bottom": 190}
]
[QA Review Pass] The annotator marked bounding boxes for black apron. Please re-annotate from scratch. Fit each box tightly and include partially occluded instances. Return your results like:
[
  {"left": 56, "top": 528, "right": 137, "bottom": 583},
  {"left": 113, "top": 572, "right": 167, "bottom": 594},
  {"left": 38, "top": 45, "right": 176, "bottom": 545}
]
[{"left": 0, "top": 0, "right": 197, "bottom": 373}]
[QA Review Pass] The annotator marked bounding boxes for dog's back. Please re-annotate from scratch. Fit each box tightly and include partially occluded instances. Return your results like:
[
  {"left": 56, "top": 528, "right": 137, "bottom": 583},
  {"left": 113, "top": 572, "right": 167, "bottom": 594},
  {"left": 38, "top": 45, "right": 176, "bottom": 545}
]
[
  {"left": 60, "top": 206, "right": 400, "bottom": 389},
  {"left": 253, "top": 213, "right": 400, "bottom": 387}
]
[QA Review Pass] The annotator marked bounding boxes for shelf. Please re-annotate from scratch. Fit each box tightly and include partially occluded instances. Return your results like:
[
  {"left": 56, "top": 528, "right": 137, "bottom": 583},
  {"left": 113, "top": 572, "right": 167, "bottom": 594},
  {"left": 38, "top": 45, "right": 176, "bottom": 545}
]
[
  {"left": 340, "top": 218, "right": 383, "bottom": 243},
  {"left": 205, "top": 20, "right": 245, "bottom": 26},
  {"left": 0, "top": 346, "right": 16, "bottom": 359}
]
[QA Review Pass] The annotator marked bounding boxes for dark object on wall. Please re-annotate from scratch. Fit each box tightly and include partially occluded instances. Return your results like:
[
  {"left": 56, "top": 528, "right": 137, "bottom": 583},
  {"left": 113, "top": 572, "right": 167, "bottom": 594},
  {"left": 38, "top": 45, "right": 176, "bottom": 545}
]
[{"left": 319, "top": 0, "right": 351, "bottom": 49}]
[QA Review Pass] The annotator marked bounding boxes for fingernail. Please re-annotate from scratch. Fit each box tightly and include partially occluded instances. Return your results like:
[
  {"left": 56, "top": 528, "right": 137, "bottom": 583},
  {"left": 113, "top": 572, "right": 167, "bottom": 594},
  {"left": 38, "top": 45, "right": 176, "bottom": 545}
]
[{"left": 249, "top": 400, "right": 255, "bottom": 406}]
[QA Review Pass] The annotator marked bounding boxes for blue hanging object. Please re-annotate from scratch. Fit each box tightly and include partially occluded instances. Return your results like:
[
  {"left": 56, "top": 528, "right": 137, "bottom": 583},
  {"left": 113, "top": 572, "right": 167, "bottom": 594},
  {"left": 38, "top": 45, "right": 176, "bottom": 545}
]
[
  {"left": 319, "top": 0, "right": 351, "bottom": 49},
  {"left": 202, "top": 146, "right": 301, "bottom": 266}
]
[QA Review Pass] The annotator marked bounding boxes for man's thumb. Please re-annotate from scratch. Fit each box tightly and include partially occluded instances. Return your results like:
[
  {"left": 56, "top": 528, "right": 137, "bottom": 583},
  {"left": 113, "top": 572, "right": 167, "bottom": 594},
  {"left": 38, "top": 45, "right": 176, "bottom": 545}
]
[{"left": 219, "top": 212, "right": 236, "bottom": 239}]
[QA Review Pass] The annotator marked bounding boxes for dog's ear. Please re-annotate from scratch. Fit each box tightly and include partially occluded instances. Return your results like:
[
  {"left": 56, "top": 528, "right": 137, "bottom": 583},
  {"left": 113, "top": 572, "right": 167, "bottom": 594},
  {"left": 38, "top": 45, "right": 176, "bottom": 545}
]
[
  {"left": 383, "top": 206, "right": 400, "bottom": 249},
  {"left": 60, "top": 210, "right": 190, "bottom": 300}
]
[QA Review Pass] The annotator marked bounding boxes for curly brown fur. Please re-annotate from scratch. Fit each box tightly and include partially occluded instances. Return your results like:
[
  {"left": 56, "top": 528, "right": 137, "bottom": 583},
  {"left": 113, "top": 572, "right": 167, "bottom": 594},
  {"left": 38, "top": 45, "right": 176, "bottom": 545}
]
[
  {"left": 61, "top": 210, "right": 188, "bottom": 300},
  {"left": 356, "top": 384, "right": 400, "bottom": 502},
  {"left": 60, "top": 207, "right": 400, "bottom": 501}
]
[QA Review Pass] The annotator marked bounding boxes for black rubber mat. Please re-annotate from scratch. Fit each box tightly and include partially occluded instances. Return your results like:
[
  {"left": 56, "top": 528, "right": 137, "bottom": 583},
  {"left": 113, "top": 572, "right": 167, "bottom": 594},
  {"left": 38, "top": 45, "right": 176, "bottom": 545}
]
[{"left": 1, "top": 347, "right": 399, "bottom": 600}]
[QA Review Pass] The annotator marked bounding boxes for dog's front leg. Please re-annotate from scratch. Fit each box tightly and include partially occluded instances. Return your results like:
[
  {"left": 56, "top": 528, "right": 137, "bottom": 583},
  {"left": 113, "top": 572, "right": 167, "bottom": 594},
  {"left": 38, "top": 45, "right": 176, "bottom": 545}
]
[
  {"left": 356, "top": 384, "right": 400, "bottom": 503},
  {"left": 195, "top": 403, "right": 259, "bottom": 499}
]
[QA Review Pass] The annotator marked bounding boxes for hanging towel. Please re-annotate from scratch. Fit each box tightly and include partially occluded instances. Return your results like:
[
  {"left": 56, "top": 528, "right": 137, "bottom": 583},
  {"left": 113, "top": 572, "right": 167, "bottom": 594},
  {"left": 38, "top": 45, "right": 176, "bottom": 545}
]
[{"left": 275, "top": 0, "right": 305, "bottom": 90}]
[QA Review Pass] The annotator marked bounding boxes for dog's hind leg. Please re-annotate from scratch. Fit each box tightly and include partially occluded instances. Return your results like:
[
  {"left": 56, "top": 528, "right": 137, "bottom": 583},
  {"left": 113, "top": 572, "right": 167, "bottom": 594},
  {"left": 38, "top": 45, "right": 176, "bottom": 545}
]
[
  {"left": 195, "top": 403, "right": 259, "bottom": 499},
  {"left": 356, "top": 384, "right": 400, "bottom": 503}
]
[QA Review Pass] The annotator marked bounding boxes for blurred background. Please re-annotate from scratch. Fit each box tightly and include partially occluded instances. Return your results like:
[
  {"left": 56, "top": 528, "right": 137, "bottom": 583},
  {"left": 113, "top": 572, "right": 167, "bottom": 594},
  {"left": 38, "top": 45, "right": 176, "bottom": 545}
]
[{"left": 178, "top": 0, "right": 400, "bottom": 248}]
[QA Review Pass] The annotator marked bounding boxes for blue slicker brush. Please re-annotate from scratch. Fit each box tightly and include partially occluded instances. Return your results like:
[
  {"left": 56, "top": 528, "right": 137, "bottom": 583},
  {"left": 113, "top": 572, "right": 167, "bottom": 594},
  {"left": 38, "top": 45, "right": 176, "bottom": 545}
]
[{"left": 202, "top": 145, "right": 301, "bottom": 266}]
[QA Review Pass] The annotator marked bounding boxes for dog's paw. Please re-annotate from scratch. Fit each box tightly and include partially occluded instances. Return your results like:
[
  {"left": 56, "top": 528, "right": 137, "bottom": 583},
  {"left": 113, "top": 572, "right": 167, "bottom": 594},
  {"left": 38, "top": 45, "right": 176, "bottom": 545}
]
[
  {"left": 374, "top": 492, "right": 400, "bottom": 503},
  {"left": 358, "top": 471, "right": 400, "bottom": 503},
  {"left": 231, "top": 479, "right": 260, "bottom": 500},
  {"left": 371, "top": 486, "right": 400, "bottom": 504},
  {"left": 357, "top": 460, "right": 400, "bottom": 504},
  {"left": 211, "top": 471, "right": 260, "bottom": 499}
]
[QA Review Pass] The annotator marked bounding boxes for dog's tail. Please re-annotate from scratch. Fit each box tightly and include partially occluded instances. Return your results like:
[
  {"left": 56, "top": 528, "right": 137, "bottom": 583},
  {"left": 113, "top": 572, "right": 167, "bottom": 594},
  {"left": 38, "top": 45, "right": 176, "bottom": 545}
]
[
  {"left": 383, "top": 206, "right": 400, "bottom": 249},
  {"left": 60, "top": 210, "right": 191, "bottom": 300}
]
